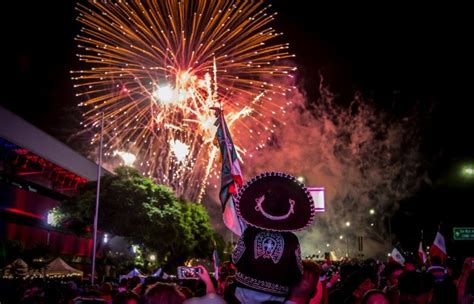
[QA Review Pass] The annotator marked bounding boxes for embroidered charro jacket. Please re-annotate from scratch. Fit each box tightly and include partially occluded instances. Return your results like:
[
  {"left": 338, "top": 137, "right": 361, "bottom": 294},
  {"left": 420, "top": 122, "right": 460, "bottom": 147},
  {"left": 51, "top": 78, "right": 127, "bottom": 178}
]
[{"left": 231, "top": 226, "right": 303, "bottom": 295}]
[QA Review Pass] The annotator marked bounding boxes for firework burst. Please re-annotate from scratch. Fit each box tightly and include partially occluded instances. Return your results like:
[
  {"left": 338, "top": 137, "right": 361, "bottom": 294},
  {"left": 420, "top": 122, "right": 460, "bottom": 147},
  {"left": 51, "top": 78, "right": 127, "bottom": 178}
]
[{"left": 72, "top": 0, "right": 296, "bottom": 201}]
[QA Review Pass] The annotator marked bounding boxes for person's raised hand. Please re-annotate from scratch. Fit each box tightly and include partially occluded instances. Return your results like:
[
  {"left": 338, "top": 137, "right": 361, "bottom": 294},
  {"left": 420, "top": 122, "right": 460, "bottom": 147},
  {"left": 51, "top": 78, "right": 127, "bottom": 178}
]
[{"left": 195, "top": 265, "right": 216, "bottom": 294}]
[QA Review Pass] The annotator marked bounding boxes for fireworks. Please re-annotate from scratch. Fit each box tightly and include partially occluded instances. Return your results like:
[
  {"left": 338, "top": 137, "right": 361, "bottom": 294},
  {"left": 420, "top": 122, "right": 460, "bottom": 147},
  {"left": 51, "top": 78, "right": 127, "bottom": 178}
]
[
  {"left": 170, "top": 140, "right": 190, "bottom": 163},
  {"left": 73, "top": 0, "right": 296, "bottom": 201},
  {"left": 113, "top": 150, "right": 137, "bottom": 166}
]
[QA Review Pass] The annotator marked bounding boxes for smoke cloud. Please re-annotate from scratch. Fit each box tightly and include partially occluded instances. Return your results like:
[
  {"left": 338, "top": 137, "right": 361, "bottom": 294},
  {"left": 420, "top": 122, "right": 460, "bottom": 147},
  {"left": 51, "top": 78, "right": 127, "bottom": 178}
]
[{"left": 206, "top": 75, "right": 426, "bottom": 259}]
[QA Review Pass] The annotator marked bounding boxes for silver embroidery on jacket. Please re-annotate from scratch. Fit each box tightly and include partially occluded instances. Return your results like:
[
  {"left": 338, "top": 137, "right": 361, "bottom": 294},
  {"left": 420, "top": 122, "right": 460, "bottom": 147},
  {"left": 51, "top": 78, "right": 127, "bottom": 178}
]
[
  {"left": 254, "top": 231, "right": 284, "bottom": 263},
  {"left": 235, "top": 272, "right": 289, "bottom": 295},
  {"left": 232, "top": 237, "right": 246, "bottom": 263}
]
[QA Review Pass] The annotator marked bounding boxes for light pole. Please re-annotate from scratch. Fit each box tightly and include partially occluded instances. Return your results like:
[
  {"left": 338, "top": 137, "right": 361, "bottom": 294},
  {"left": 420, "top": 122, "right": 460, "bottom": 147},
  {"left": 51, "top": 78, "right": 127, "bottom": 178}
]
[
  {"left": 387, "top": 216, "right": 392, "bottom": 247},
  {"left": 343, "top": 222, "right": 351, "bottom": 256},
  {"left": 46, "top": 211, "right": 53, "bottom": 246},
  {"left": 91, "top": 113, "right": 104, "bottom": 285},
  {"left": 461, "top": 164, "right": 474, "bottom": 179}
]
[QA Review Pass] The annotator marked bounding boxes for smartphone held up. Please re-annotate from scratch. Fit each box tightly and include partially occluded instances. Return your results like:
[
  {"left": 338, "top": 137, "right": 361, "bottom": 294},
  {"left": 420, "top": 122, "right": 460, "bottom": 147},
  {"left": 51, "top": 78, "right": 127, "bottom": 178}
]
[{"left": 177, "top": 266, "right": 202, "bottom": 280}]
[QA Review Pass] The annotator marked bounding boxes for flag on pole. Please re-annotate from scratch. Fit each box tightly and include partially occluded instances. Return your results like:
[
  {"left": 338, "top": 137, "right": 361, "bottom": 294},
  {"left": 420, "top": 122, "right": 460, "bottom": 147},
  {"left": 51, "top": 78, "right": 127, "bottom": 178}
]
[
  {"left": 215, "top": 111, "right": 245, "bottom": 236},
  {"left": 429, "top": 231, "right": 447, "bottom": 263},
  {"left": 212, "top": 249, "right": 220, "bottom": 281},
  {"left": 418, "top": 241, "right": 427, "bottom": 265},
  {"left": 389, "top": 247, "right": 405, "bottom": 266}
]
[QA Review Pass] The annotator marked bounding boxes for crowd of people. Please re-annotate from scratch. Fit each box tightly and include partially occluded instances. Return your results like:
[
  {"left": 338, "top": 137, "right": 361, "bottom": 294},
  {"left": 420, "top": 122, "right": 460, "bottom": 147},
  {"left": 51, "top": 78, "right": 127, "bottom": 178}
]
[
  {"left": 3, "top": 113, "right": 472, "bottom": 304},
  {"left": 1, "top": 255, "right": 473, "bottom": 304}
]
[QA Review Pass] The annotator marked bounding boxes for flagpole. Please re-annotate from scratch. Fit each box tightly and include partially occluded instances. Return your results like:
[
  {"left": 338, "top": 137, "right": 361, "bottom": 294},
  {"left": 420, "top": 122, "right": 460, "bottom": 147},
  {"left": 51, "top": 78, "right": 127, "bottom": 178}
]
[
  {"left": 214, "top": 60, "right": 233, "bottom": 175},
  {"left": 387, "top": 215, "right": 392, "bottom": 247},
  {"left": 91, "top": 112, "right": 104, "bottom": 285},
  {"left": 219, "top": 113, "right": 245, "bottom": 235},
  {"left": 212, "top": 105, "right": 245, "bottom": 236},
  {"left": 420, "top": 229, "right": 424, "bottom": 250},
  {"left": 220, "top": 115, "right": 235, "bottom": 178}
]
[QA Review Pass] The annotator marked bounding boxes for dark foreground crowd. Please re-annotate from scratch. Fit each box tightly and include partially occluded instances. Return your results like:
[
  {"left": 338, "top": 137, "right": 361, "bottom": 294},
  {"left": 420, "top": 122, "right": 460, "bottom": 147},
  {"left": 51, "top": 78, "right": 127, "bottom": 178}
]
[{"left": 1, "top": 256, "right": 473, "bottom": 304}]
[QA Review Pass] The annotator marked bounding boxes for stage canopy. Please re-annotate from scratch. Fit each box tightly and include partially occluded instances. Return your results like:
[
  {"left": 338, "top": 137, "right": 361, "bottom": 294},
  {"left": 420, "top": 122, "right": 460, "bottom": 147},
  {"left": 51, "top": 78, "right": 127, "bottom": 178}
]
[{"left": 45, "top": 257, "right": 83, "bottom": 277}]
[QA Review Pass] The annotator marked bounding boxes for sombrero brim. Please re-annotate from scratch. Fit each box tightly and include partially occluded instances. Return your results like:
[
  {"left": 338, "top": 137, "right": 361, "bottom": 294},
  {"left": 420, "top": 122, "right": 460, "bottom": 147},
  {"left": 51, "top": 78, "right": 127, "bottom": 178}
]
[{"left": 235, "top": 172, "right": 316, "bottom": 232}]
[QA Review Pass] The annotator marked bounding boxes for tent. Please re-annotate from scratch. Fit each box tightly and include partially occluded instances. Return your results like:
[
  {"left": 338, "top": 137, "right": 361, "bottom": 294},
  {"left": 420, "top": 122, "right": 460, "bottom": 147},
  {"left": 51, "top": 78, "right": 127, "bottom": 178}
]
[
  {"left": 45, "top": 257, "right": 83, "bottom": 278},
  {"left": 2, "top": 258, "right": 28, "bottom": 279},
  {"left": 27, "top": 267, "right": 45, "bottom": 279},
  {"left": 119, "top": 268, "right": 145, "bottom": 282},
  {"left": 152, "top": 268, "right": 162, "bottom": 277}
]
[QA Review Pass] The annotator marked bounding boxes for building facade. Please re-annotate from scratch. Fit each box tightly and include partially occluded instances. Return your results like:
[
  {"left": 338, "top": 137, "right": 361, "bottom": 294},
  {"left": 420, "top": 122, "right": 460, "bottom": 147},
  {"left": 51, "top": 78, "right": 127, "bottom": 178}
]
[{"left": 0, "top": 106, "right": 106, "bottom": 260}]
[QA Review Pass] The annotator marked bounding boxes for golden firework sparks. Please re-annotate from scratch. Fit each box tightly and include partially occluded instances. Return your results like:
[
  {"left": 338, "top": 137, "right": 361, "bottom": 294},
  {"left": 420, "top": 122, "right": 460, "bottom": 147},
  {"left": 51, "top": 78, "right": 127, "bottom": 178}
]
[{"left": 73, "top": 0, "right": 296, "bottom": 201}]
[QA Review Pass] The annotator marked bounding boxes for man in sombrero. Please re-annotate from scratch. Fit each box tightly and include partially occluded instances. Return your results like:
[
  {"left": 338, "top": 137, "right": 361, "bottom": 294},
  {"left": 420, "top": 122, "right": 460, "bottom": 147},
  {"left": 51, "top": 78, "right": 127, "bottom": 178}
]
[{"left": 213, "top": 108, "right": 316, "bottom": 304}]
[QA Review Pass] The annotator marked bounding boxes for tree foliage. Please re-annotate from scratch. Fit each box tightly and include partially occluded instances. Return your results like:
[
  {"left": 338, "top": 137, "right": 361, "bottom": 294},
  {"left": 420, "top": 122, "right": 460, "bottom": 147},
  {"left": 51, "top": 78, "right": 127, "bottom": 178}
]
[{"left": 59, "top": 166, "right": 218, "bottom": 269}]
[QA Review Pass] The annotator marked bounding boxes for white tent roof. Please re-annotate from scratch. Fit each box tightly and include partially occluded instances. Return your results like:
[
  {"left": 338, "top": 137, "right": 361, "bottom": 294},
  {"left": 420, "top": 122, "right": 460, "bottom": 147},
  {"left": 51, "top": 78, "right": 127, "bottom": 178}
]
[
  {"left": 45, "top": 257, "right": 83, "bottom": 277},
  {"left": 119, "top": 268, "right": 145, "bottom": 281},
  {"left": 2, "top": 258, "right": 28, "bottom": 278},
  {"left": 152, "top": 268, "right": 162, "bottom": 277}
]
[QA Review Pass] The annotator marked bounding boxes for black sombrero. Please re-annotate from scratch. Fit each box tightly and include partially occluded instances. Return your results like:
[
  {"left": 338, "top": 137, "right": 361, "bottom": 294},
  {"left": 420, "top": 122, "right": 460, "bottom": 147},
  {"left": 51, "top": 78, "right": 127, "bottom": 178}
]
[{"left": 235, "top": 172, "right": 316, "bottom": 232}]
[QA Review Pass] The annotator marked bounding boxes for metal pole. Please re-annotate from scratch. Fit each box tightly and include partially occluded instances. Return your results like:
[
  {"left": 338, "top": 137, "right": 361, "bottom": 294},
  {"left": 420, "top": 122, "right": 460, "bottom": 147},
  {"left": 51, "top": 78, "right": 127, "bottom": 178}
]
[
  {"left": 91, "top": 113, "right": 104, "bottom": 285},
  {"left": 388, "top": 216, "right": 392, "bottom": 247}
]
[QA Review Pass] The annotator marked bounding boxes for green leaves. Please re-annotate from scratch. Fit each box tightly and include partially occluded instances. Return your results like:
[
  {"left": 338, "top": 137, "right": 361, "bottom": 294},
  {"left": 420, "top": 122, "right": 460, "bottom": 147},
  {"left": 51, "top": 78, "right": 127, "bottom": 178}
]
[{"left": 59, "top": 166, "right": 217, "bottom": 269}]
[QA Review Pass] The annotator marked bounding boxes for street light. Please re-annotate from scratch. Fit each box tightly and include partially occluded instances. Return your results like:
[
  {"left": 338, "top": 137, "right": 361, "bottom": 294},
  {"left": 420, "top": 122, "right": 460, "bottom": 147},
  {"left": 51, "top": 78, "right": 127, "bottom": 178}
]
[
  {"left": 461, "top": 164, "right": 474, "bottom": 178},
  {"left": 339, "top": 235, "right": 344, "bottom": 240},
  {"left": 46, "top": 209, "right": 59, "bottom": 246},
  {"left": 345, "top": 221, "right": 351, "bottom": 227},
  {"left": 369, "top": 209, "right": 375, "bottom": 215}
]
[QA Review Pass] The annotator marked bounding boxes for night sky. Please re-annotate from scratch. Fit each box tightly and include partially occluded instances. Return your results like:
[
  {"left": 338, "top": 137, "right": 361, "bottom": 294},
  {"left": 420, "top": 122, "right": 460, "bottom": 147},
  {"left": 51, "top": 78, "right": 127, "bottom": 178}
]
[
  {"left": 2, "top": 2, "right": 473, "bottom": 254},
  {"left": 270, "top": 2, "right": 474, "bottom": 254}
]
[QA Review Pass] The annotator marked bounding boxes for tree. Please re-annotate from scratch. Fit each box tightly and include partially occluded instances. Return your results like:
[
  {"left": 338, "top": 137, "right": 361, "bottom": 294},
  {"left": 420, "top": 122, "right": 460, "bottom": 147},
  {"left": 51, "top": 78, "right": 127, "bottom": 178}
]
[{"left": 59, "top": 166, "right": 218, "bottom": 270}]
